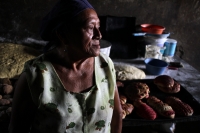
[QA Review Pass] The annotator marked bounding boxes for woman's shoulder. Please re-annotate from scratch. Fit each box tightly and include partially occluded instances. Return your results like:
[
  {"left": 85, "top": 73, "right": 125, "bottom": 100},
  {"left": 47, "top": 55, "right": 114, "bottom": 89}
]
[
  {"left": 25, "top": 54, "right": 46, "bottom": 65},
  {"left": 23, "top": 54, "right": 49, "bottom": 72},
  {"left": 98, "top": 53, "right": 113, "bottom": 64},
  {"left": 96, "top": 53, "right": 115, "bottom": 71}
]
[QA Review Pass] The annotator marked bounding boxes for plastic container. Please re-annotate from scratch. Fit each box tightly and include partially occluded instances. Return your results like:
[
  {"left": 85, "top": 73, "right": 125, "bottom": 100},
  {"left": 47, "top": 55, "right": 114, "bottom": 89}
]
[
  {"left": 145, "top": 45, "right": 164, "bottom": 59},
  {"left": 144, "top": 36, "right": 167, "bottom": 47},
  {"left": 163, "top": 39, "right": 177, "bottom": 57},
  {"left": 100, "top": 39, "right": 112, "bottom": 56},
  {"left": 141, "top": 24, "right": 165, "bottom": 34},
  {"left": 145, "top": 32, "right": 170, "bottom": 38},
  {"left": 144, "top": 58, "right": 168, "bottom": 75}
]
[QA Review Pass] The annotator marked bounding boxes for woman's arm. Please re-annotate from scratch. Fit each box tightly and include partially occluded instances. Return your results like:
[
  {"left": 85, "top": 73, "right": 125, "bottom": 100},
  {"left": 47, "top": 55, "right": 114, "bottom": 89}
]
[
  {"left": 9, "top": 72, "right": 37, "bottom": 133},
  {"left": 111, "top": 86, "right": 123, "bottom": 133}
]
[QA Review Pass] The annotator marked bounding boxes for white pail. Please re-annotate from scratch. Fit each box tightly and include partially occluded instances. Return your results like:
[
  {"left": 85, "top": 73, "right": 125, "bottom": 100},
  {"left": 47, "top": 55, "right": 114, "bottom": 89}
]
[{"left": 100, "top": 40, "right": 112, "bottom": 56}]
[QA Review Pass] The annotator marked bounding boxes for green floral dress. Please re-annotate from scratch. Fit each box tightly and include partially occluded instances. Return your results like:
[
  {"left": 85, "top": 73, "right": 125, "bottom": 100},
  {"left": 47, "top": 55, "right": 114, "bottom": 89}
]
[{"left": 23, "top": 53, "right": 116, "bottom": 133}]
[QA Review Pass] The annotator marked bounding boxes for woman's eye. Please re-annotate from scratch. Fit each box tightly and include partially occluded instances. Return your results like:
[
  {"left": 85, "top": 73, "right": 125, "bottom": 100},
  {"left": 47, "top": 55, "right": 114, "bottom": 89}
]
[
  {"left": 86, "top": 26, "right": 94, "bottom": 34},
  {"left": 88, "top": 26, "right": 94, "bottom": 30},
  {"left": 89, "top": 26, "right": 94, "bottom": 29}
]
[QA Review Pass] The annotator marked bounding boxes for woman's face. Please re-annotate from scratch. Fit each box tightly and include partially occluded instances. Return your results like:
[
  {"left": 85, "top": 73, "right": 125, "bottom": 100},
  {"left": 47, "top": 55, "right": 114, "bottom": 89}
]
[{"left": 65, "top": 9, "right": 102, "bottom": 58}]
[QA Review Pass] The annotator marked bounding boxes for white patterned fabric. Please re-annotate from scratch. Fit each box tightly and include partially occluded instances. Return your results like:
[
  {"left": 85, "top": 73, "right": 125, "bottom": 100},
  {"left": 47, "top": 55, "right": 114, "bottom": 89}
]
[{"left": 23, "top": 53, "right": 116, "bottom": 133}]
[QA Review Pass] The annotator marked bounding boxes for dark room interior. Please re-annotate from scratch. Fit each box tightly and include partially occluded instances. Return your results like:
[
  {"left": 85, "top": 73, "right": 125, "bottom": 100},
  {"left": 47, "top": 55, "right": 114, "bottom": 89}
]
[{"left": 0, "top": 0, "right": 200, "bottom": 133}]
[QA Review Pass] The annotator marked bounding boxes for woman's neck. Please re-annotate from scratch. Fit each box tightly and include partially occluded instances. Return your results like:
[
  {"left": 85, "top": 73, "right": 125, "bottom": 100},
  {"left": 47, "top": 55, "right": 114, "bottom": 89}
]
[{"left": 45, "top": 48, "right": 94, "bottom": 71}]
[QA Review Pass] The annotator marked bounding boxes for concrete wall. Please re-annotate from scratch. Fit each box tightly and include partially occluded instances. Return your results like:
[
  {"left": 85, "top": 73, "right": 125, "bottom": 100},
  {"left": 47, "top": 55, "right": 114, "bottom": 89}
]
[{"left": 0, "top": 0, "right": 200, "bottom": 71}]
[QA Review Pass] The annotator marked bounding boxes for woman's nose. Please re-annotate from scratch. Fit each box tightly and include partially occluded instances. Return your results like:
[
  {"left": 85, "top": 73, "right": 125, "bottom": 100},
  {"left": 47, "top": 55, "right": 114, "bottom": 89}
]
[{"left": 93, "top": 27, "right": 102, "bottom": 40}]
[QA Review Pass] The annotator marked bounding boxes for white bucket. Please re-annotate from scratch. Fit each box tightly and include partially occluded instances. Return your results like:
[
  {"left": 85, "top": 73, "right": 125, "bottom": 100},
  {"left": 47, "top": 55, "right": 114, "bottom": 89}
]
[
  {"left": 100, "top": 40, "right": 112, "bottom": 56},
  {"left": 144, "top": 36, "right": 167, "bottom": 47}
]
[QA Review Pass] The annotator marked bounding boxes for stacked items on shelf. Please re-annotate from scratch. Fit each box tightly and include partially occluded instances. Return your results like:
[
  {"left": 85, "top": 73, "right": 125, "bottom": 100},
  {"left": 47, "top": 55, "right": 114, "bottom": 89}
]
[{"left": 140, "top": 24, "right": 177, "bottom": 62}]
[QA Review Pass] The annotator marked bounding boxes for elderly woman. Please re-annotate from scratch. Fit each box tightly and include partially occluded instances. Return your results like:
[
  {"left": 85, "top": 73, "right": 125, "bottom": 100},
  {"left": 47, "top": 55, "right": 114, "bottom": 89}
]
[{"left": 8, "top": 0, "right": 122, "bottom": 133}]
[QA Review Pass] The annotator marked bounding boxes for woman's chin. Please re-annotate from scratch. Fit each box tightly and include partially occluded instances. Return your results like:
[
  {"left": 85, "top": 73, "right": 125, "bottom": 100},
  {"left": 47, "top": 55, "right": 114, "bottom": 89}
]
[
  {"left": 93, "top": 51, "right": 100, "bottom": 57},
  {"left": 90, "top": 48, "right": 100, "bottom": 56}
]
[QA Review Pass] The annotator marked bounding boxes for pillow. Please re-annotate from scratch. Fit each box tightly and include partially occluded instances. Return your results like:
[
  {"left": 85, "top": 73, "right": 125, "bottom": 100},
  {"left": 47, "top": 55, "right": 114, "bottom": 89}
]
[
  {"left": 114, "top": 63, "right": 146, "bottom": 81},
  {"left": 0, "top": 43, "right": 40, "bottom": 78}
]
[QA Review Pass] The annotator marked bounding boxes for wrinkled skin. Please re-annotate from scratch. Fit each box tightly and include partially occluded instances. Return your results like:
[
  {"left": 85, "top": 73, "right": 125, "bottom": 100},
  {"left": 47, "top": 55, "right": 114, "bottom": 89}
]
[{"left": 58, "top": 9, "right": 102, "bottom": 61}]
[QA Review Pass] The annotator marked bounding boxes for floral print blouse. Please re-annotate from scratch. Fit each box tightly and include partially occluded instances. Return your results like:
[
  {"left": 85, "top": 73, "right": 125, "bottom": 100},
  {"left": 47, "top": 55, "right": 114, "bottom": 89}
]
[{"left": 23, "top": 53, "right": 116, "bottom": 133}]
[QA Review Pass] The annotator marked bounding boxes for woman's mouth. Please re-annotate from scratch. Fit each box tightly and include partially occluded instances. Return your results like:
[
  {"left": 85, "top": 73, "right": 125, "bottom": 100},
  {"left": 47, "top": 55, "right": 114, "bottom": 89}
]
[{"left": 92, "top": 44, "right": 100, "bottom": 49}]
